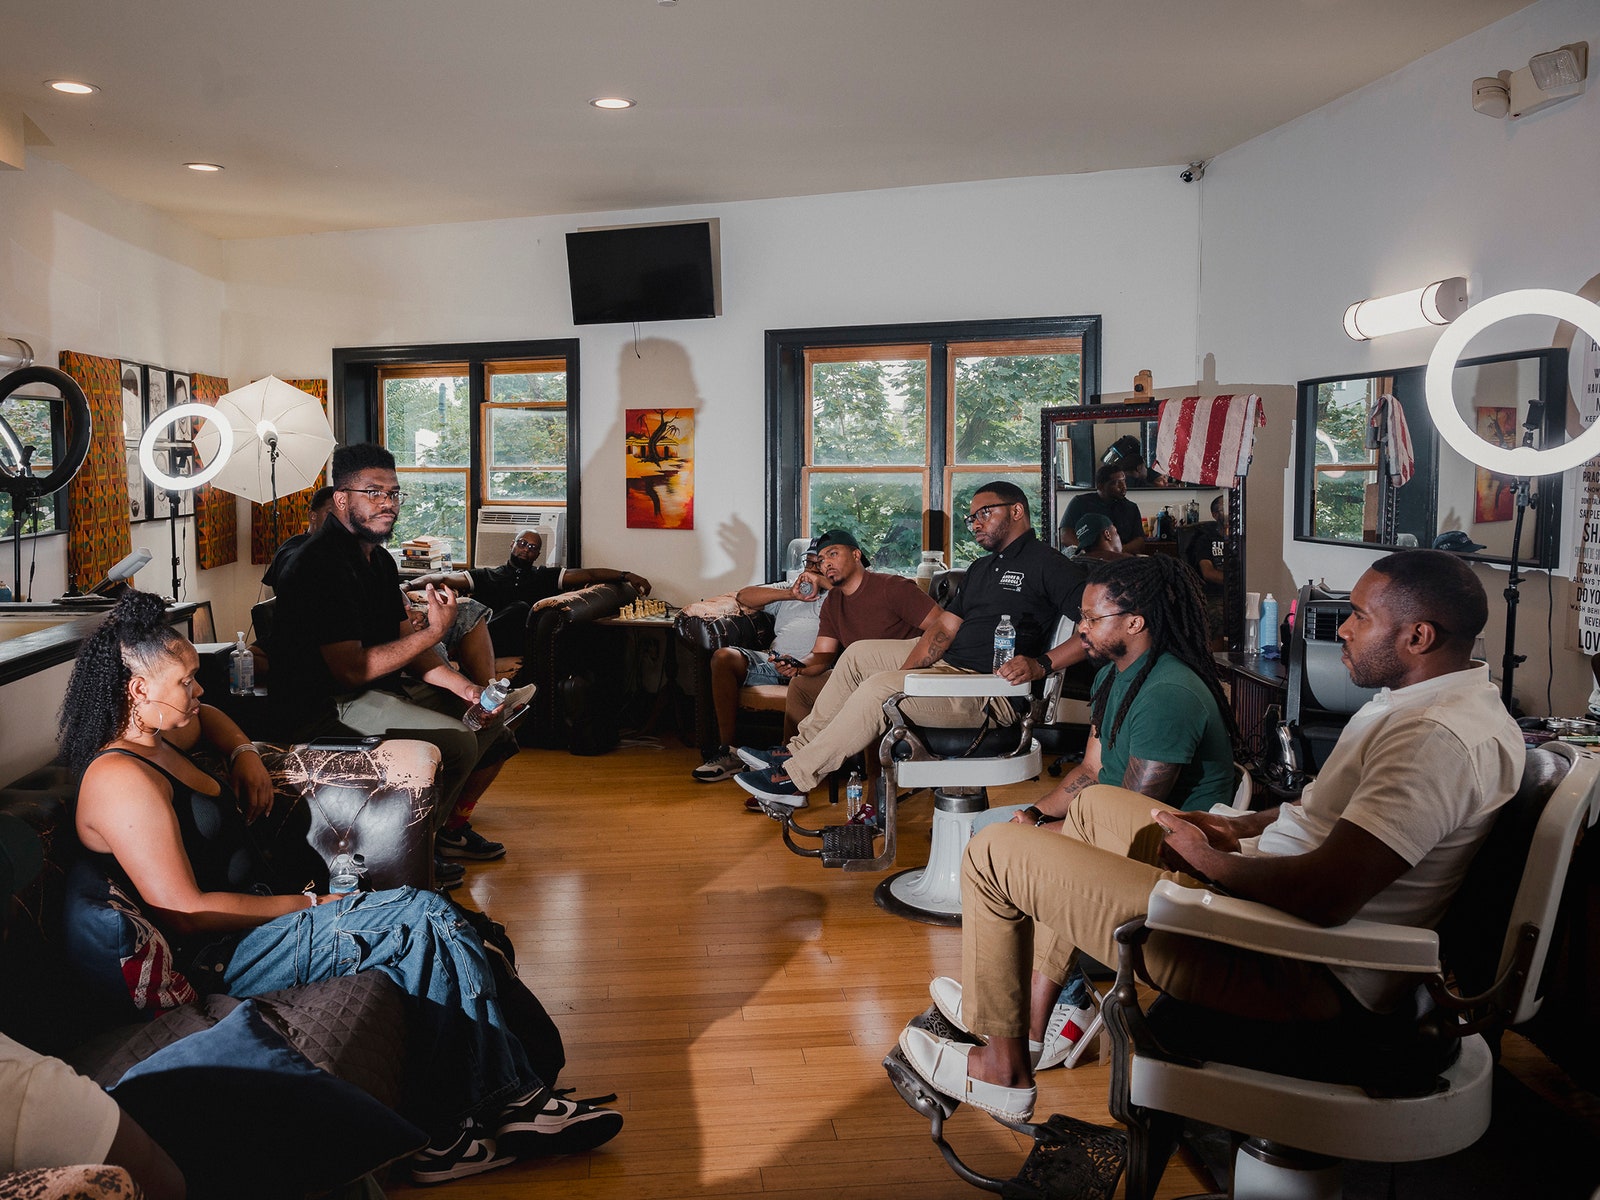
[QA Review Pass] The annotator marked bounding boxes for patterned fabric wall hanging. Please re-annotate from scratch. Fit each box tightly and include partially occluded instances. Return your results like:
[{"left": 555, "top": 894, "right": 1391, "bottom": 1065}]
[
  {"left": 250, "top": 378, "right": 329, "bottom": 564},
  {"left": 58, "top": 351, "right": 133, "bottom": 590},
  {"left": 191, "top": 373, "right": 239, "bottom": 570}
]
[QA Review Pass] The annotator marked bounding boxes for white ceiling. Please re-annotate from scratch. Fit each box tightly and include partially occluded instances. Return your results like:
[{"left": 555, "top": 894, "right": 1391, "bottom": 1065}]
[{"left": 2, "top": 0, "right": 1534, "bottom": 240}]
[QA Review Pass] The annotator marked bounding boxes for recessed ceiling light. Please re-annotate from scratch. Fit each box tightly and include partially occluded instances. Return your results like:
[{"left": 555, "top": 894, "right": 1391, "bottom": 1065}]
[
  {"left": 590, "top": 97, "right": 636, "bottom": 110},
  {"left": 184, "top": 162, "right": 224, "bottom": 172},
  {"left": 46, "top": 79, "right": 99, "bottom": 95}
]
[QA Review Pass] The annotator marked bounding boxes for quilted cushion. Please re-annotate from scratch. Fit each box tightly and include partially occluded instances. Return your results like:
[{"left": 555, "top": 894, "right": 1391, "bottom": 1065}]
[
  {"left": 75, "top": 973, "right": 410, "bottom": 1109},
  {"left": 109, "top": 1000, "right": 426, "bottom": 1199}
]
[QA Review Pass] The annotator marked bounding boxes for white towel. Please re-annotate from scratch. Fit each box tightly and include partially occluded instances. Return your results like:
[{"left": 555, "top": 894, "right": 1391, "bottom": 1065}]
[{"left": 1153, "top": 394, "right": 1264, "bottom": 486}]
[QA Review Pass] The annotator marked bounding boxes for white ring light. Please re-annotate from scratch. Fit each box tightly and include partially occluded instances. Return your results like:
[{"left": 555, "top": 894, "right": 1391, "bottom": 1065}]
[
  {"left": 138, "top": 403, "right": 235, "bottom": 490},
  {"left": 1425, "top": 289, "right": 1600, "bottom": 477}
]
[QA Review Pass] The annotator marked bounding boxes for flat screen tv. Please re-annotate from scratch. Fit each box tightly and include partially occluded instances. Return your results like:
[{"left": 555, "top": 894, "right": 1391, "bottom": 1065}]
[{"left": 566, "top": 220, "right": 718, "bottom": 325}]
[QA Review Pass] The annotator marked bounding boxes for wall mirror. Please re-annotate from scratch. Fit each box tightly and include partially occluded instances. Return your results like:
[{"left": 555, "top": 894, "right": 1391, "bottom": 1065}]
[
  {"left": 1294, "top": 347, "right": 1568, "bottom": 568},
  {"left": 1040, "top": 401, "right": 1245, "bottom": 648}
]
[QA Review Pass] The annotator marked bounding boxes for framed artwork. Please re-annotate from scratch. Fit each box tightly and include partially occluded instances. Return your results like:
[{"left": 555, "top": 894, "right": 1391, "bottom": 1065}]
[
  {"left": 169, "top": 372, "right": 195, "bottom": 514},
  {"left": 119, "top": 361, "right": 146, "bottom": 521},
  {"left": 1473, "top": 406, "right": 1516, "bottom": 524},
  {"left": 144, "top": 367, "right": 196, "bottom": 519},
  {"left": 624, "top": 408, "right": 694, "bottom": 529}
]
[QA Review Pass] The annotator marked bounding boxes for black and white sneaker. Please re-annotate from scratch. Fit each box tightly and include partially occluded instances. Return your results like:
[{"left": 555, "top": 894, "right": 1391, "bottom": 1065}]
[
  {"left": 692, "top": 747, "right": 744, "bottom": 783},
  {"left": 408, "top": 1120, "right": 514, "bottom": 1184},
  {"left": 437, "top": 822, "right": 507, "bottom": 861},
  {"left": 495, "top": 1087, "right": 624, "bottom": 1158}
]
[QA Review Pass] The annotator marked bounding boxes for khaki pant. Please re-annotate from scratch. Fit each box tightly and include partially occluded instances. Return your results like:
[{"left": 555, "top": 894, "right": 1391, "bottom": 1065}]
[
  {"left": 960, "top": 784, "right": 1345, "bottom": 1038},
  {"left": 783, "top": 640, "right": 1016, "bottom": 792}
]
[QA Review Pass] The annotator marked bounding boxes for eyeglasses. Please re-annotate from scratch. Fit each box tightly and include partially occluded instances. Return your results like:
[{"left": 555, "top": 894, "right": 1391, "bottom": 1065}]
[
  {"left": 340, "top": 487, "right": 406, "bottom": 504},
  {"left": 965, "top": 502, "right": 1015, "bottom": 527},
  {"left": 1078, "top": 610, "right": 1129, "bottom": 627}
]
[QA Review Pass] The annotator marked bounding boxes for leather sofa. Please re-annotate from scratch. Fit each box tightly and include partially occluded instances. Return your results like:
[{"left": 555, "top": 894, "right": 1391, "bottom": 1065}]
[
  {"left": 675, "top": 606, "right": 781, "bottom": 756},
  {"left": 0, "top": 740, "right": 436, "bottom": 1115},
  {"left": 511, "top": 580, "right": 639, "bottom": 748}
]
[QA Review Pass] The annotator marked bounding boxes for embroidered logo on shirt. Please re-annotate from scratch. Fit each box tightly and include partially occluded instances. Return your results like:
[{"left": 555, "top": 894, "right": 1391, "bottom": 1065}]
[{"left": 998, "top": 569, "right": 1025, "bottom": 591}]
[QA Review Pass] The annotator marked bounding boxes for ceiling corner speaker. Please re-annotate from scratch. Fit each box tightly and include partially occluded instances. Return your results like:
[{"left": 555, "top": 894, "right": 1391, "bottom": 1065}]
[
  {"left": 566, "top": 219, "right": 720, "bottom": 325},
  {"left": 473, "top": 506, "right": 567, "bottom": 568}
]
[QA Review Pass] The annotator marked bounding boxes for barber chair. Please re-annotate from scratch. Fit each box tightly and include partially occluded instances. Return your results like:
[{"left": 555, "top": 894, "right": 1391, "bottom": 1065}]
[
  {"left": 881, "top": 741, "right": 1597, "bottom": 1199},
  {"left": 753, "top": 617, "right": 1089, "bottom": 926},
  {"left": 1281, "top": 582, "right": 1376, "bottom": 776}
]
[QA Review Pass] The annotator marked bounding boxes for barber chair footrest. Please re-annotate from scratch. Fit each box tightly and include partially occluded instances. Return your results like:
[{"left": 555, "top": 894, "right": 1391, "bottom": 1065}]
[{"left": 820, "top": 823, "right": 880, "bottom": 866}]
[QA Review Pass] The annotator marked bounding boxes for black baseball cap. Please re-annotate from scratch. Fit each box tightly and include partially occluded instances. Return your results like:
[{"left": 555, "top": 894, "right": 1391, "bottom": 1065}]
[
  {"left": 1432, "top": 530, "right": 1486, "bottom": 553},
  {"left": 1074, "top": 513, "right": 1114, "bottom": 546},
  {"left": 814, "top": 529, "right": 871, "bottom": 567}
]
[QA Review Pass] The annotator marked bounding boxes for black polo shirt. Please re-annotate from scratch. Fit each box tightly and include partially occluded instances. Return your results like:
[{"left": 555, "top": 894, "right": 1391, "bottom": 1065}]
[
  {"left": 268, "top": 517, "right": 408, "bottom": 726},
  {"left": 465, "top": 561, "right": 566, "bottom": 611},
  {"left": 945, "top": 529, "right": 1084, "bottom": 672}
]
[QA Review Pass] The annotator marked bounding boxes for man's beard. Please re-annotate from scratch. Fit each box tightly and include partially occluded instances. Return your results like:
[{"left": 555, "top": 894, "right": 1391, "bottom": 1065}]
[
  {"left": 1343, "top": 643, "right": 1404, "bottom": 690},
  {"left": 1082, "top": 635, "right": 1125, "bottom": 666},
  {"left": 349, "top": 515, "right": 392, "bottom": 546}
]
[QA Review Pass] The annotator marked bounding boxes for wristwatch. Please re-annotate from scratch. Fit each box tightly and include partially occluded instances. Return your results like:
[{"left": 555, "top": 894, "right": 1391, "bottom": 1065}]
[{"left": 1035, "top": 654, "right": 1053, "bottom": 676}]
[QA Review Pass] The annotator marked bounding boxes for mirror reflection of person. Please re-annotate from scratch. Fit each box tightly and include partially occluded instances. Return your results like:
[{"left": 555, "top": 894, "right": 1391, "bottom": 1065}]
[
  {"left": 1183, "top": 494, "right": 1228, "bottom": 643},
  {"left": 1060, "top": 465, "right": 1146, "bottom": 555}
]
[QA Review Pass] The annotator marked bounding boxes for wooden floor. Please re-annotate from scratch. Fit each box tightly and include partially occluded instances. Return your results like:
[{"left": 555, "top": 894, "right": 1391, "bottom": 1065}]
[
  {"left": 389, "top": 741, "right": 1600, "bottom": 1199},
  {"left": 379, "top": 742, "right": 1203, "bottom": 1198}
]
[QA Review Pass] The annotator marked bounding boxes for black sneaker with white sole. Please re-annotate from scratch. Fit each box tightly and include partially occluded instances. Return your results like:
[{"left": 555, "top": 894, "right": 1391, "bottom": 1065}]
[
  {"left": 437, "top": 822, "right": 507, "bottom": 860},
  {"left": 495, "top": 1087, "right": 624, "bottom": 1158},
  {"left": 408, "top": 1120, "right": 514, "bottom": 1185}
]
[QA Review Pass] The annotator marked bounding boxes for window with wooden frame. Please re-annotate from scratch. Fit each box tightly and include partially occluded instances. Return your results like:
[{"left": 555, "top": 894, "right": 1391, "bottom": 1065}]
[
  {"left": 771, "top": 317, "right": 1100, "bottom": 576},
  {"left": 337, "top": 338, "right": 579, "bottom": 566}
]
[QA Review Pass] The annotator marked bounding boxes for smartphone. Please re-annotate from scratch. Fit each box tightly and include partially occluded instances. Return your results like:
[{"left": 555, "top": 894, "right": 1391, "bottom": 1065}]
[
  {"left": 771, "top": 654, "right": 805, "bottom": 670},
  {"left": 306, "top": 735, "right": 383, "bottom": 752}
]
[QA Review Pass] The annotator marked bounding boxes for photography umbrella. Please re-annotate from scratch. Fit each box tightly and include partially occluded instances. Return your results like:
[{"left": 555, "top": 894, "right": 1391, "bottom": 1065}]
[{"left": 193, "top": 376, "right": 335, "bottom": 505}]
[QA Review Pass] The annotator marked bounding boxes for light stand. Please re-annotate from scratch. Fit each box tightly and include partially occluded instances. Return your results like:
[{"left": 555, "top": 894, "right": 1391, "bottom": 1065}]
[
  {"left": 1496, "top": 402, "right": 1544, "bottom": 709},
  {"left": 139, "top": 405, "right": 234, "bottom": 601}
]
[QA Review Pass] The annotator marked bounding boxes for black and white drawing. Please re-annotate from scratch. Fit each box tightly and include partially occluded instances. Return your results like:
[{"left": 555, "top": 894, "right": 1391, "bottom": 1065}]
[{"left": 120, "top": 361, "right": 145, "bottom": 521}]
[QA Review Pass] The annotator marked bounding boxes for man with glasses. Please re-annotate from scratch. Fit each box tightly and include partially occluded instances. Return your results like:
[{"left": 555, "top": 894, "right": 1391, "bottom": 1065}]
[
  {"left": 269, "top": 443, "right": 520, "bottom": 881},
  {"left": 735, "top": 482, "right": 1088, "bottom": 808}
]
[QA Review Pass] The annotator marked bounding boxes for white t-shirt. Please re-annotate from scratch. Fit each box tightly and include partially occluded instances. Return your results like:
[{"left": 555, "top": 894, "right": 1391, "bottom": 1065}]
[
  {"left": 0, "top": 1033, "right": 121, "bottom": 1172},
  {"left": 765, "top": 582, "right": 824, "bottom": 659},
  {"left": 1244, "top": 666, "right": 1524, "bottom": 1010}
]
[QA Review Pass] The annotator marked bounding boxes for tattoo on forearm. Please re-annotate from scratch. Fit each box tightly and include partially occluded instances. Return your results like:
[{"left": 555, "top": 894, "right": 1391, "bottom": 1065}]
[{"left": 1122, "top": 757, "right": 1181, "bottom": 801}]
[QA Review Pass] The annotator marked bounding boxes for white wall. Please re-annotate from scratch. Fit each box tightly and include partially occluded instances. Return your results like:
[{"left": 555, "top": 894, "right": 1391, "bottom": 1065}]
[
  {"left": 221, "top": 170, "right": 1202, "bottom": 607},
  {"left": 0, "top": 156, "right": 228, "bottom": 606},
  {"left": 1196, "top": 0, "right": 1600, "bottom": 714}
]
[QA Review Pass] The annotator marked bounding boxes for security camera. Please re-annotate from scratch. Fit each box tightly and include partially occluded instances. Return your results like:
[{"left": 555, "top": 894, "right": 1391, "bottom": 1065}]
[{"left": 1180, "top": 161, "right": 1206, "bottom": 184}]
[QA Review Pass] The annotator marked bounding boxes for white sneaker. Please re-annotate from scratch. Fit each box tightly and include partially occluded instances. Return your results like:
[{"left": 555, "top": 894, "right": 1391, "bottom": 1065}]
[
  {"left": 1036, "top": 1001, "right": 1101, "bottom": 1070},
  {"left": 692, "top": 748, "right": 744, "bottom": 782}
]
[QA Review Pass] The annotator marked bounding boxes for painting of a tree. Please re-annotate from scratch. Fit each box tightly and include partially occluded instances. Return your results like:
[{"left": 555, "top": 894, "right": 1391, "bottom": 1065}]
[{"left": 625, "top": 408, "right": 694, "bottom": 529}]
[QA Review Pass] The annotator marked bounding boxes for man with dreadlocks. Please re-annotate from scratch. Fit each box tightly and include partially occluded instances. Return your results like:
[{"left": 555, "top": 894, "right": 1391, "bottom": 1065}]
[
  {"left": 945, "top": 554, "right": 1238, "bottom": 1070},
  {"left": 899, "top": 550, "right": 1521, "bottom": 1123}
]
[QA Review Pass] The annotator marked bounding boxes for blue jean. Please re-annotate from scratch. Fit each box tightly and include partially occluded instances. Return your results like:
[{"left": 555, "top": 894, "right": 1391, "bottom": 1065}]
[{"left": 218, "top": 886, "right": 538, "bottom": 1136}]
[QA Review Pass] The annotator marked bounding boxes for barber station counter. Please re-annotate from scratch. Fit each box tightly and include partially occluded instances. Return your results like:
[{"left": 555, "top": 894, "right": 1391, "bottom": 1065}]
[{"left": 1213, "top": 651, "right": 1289, "bottom": 745}]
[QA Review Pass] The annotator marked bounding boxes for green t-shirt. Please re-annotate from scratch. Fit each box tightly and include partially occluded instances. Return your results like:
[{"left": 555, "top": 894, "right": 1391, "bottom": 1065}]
[{"left": 1092, "top": 649, "right": 1234, "bottom": 811}]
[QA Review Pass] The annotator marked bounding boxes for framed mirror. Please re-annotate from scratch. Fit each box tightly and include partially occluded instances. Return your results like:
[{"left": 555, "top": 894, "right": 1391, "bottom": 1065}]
[
  {"left": 1041, "top": 401, "right": 1246, "bottom": 649},
  {"left": 1294, "top": 347, "right": 1569, "bottom": 568}
]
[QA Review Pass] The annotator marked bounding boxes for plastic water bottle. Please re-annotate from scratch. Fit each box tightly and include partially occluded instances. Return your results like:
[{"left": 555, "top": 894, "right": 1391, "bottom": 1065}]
[
  {"left": 1260, "top": 594, "right": 1279, "bottom": 657},
  {"left": 328, "top": 852, "right": 365, "bottom": 895},
  {"left": 992, "top": 614, "right": 1016, "bottom": 672},
  {"left": 846, "top": 769, "right": 864, "bottom": 821},
  {"left": 463, "top": 677, "right": 509, "bottom": 731},
  {"left": 230, "top": 631, "right": 255, "bottom": 695},
  {"left": 795, "top": 573, "right": 819, "bottom": 601}
]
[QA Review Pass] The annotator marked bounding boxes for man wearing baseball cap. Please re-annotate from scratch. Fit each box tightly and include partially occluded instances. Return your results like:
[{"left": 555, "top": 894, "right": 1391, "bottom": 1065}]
[
  {"left": 736, "top": 483, "right": 1089, "bottom": 807},
  {"left": 729, "top": 528, "right": 950, "bottom": 805},
  {"left": 1432, "top": 530, "right": 1486, "bottom": 553},
  {"left": 1069, "top": 512, "right": 1126, "bottom": 560}
]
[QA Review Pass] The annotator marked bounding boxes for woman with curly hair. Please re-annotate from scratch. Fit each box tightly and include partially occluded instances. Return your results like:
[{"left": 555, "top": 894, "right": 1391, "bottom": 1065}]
[{"left": 59, "top": 590, "right": 620, "bottom": 1184}]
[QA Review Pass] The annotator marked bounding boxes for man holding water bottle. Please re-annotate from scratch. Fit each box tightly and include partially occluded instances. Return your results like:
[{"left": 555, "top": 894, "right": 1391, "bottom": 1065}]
[{"left": 735, "top": 483, "right": 1088, "bottom": 808}]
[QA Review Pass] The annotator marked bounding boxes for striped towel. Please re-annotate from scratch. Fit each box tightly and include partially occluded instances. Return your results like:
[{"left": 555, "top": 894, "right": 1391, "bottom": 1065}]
[
  {"left": 1369, "top": 393, "right": 1415, "bottom": 487},
  {"left": 1153, "top": 394, "right": 1265, "bottom": 486}
]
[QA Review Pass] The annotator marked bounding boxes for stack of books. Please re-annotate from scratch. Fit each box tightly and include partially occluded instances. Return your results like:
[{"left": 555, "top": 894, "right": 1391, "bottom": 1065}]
[{"left": 400, "top": 536, "right": 452, "bottom": 571}]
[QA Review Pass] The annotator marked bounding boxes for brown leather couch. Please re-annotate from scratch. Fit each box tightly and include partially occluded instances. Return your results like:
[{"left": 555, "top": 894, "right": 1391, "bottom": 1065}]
[{"left": 511, "top": 580, "right": 639, "bottom": 749}]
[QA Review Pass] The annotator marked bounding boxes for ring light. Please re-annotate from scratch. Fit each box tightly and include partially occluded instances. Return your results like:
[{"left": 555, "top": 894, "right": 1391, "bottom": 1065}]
[
  {"left": 0, "top": 365, "right": 93, "bottom": 498},
  {"left": 1425, "top": 289, "right": 1600, "bottom": 476},
  {"left": 139, "top": 403, "right": 235, "bottom": 490}
]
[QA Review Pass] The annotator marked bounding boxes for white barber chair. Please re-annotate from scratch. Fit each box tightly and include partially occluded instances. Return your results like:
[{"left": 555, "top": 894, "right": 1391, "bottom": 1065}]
[{"left": 1106, "top": 740, "right": 1597, "bottom": 1200}]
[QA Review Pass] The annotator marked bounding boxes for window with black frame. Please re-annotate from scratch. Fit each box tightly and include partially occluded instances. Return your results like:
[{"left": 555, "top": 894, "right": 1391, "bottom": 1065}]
[{"left": 766, "top": 316, "right": 1101, "bottom": 576}]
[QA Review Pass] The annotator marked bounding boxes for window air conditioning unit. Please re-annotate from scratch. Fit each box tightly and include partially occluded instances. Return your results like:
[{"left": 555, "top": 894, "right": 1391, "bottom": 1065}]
[{"left": 473, "top": 506, "right": 567, "bottom": 568}]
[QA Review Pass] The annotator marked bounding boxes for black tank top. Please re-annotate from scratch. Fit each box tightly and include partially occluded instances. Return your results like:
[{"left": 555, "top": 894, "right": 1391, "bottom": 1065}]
[{"left": 83, "top": 746, "right": 270, "bottom": 904}]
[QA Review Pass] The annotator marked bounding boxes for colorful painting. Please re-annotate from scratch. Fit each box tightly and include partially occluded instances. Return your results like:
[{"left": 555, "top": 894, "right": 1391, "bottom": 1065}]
[
  {"left": 625, "top": 408, "right": 694, "bottom": 529},
  {"left": 1473, "top": 406, "right": 1516, "bottom": 524}
]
